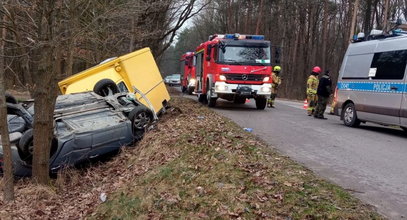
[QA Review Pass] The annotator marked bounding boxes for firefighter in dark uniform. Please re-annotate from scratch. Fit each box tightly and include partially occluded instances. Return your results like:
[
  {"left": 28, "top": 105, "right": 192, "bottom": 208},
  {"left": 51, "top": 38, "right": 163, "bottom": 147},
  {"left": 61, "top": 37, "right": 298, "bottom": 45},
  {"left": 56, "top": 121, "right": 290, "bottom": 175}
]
[{"left": 314, "top": 70, "right": 332, "bottom": 119}]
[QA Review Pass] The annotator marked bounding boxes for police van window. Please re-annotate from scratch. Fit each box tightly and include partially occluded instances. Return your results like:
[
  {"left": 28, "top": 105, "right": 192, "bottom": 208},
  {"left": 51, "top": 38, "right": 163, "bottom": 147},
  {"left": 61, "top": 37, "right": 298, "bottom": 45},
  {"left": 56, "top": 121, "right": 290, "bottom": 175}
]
[
  {"left": 343, "top": 54, "right": 373, "bottom": 79},
  {"left": 370, "top": 50, "right": 407, "bottom": 80},
  {"left": 117, "top": 82, "right": 129, "bottom": 93}
]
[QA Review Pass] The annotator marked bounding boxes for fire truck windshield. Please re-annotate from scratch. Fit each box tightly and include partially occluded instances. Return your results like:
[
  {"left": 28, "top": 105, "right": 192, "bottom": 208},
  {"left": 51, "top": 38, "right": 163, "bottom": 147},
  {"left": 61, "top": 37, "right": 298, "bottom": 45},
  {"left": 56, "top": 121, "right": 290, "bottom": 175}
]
[{"left": 218, "top": 45, "right": 271, "bottom": 66}]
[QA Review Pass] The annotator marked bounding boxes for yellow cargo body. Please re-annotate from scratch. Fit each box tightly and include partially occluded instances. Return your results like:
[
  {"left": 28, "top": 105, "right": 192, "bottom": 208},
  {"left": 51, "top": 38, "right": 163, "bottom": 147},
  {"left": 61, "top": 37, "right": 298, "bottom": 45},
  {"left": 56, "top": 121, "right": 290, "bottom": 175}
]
[{"left": 58, "top": 48, "right": 170, "bottom": 114}]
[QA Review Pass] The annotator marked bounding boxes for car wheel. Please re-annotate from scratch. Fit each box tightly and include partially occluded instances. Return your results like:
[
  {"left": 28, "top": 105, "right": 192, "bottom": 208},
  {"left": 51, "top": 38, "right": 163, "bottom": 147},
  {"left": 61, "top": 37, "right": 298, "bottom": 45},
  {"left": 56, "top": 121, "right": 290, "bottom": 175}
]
[
  {"left": 234, "top": 97, "right": 246, "bottom": 104},
  {"left": 182, "top": 86, "right": 187, "bottom": 93},
  {"left": 5, "top": 93, "right": 18, "bottom": 104},
  {"left": 255, "top": 97, "right": 267, "bottom": 110},
  {"left": 18, "top": 129, "right": 58, "bottom": 164},
  {"left": 129, "top": 106, "right": 153, "bottom": 140},
  {"left": 93, "top": 79, "right": 120, "bottom": 97},
  {"left": 342, "top": 102, "right": 361, "bottom": 127}
]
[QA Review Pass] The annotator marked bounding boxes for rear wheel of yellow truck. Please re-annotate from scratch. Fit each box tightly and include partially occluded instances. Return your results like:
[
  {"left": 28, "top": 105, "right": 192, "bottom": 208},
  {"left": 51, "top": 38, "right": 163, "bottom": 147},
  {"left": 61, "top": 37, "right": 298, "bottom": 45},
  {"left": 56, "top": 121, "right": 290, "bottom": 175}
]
[{"left": 93, "top": 79, "right": 119, "bottom": 97}]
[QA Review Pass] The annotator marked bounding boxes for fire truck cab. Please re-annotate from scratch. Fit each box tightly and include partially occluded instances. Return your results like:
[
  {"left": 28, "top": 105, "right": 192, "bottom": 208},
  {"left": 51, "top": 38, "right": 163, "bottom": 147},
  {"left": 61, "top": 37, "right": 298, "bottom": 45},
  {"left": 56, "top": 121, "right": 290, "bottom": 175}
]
[
  {"left": 194, "top": 33, "right": 273, "bottom": 109},
  {"left": 180, "top": 52, "right": 196, "bottom": 95}
]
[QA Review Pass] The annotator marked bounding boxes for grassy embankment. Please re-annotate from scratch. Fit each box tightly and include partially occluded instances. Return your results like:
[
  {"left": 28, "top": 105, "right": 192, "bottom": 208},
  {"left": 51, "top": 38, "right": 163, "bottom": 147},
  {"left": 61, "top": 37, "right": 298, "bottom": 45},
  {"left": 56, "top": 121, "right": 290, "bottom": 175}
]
[{"left": 91, "top": 97, "right": 381, "bottom": 219}]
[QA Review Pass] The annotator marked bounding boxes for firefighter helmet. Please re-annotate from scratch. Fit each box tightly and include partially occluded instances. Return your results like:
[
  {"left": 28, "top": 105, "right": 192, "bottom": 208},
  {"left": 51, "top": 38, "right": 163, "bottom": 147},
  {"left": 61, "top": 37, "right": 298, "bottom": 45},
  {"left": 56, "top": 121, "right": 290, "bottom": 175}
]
[
  {"left": 312, "top": 66, "right": 321, "bottom": 74},
  {"left": 273, "top": 66, "right": 281, "bottom": 72}
]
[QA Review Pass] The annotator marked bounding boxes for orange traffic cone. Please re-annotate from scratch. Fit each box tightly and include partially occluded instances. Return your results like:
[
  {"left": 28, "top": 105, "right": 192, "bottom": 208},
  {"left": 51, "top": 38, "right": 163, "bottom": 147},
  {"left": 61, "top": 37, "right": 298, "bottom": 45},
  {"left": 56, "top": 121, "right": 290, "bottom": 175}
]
[{"left": 303, "top": 99, "right": 308, "bottom": 110}]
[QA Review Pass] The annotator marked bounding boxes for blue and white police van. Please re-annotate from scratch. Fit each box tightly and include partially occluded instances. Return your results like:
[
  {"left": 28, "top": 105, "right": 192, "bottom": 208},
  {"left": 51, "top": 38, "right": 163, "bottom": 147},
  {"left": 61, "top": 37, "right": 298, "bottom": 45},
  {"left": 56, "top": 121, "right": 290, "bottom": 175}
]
[{"left": 335, "top": 30, "right": 407, "bottom": 132}]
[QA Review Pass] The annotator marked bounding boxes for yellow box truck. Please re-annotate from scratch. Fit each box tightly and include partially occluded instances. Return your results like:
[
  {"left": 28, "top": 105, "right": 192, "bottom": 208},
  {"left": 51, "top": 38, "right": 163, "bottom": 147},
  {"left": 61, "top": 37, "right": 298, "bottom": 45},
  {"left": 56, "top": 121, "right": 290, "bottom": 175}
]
[{"left": 58, "top": 48, "right": 170, "bottom": 114}]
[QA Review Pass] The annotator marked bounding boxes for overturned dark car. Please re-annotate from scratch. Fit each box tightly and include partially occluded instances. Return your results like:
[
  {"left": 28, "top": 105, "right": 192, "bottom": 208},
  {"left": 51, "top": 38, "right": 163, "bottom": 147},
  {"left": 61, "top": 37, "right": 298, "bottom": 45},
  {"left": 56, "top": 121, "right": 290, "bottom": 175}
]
[{"left": 0, "top": 92, "right": 154, "bottom": 176}]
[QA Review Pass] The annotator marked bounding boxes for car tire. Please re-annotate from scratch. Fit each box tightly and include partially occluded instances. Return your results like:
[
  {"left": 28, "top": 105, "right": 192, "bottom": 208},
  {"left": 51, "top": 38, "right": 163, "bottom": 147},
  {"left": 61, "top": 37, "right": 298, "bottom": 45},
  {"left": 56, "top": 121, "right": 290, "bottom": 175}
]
[
  {"left": 18, "top": 129, "right": 58, "bottom": 164},
  {"left": 182, "top": 86, "right": 187, "bottom": 93},
  {"left": 5, "top": 93, "right": 18, "bottom": 104},
  {"left": 255, "top": 97, "right": 267, "bottom": 110},
  {"left": 234, "top": 97, "right": 246, "bottom": 104},
  {"left": 93, "top": 79, "right": 119, "bottom": 97},
  {"left": 129, "top": 106, "right": 153, "bottom": 140},
  {"left": 342, "top": 102, "right": 361, "bottom": 127}
]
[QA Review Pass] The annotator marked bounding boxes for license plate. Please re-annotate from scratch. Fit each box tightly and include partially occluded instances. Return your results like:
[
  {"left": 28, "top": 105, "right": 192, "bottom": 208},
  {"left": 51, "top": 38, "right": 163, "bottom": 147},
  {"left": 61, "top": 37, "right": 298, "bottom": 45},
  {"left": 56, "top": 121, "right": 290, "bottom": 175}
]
[{"left": 237, "top": 85, "right": 252, "bottom": 95}]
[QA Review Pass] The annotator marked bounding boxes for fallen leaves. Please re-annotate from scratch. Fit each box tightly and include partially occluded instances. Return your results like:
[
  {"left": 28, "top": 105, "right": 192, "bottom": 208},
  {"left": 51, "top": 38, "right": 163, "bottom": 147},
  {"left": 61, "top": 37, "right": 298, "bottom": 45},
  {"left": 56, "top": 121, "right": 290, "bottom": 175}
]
[{"left": 0, "top": 96, "right": 383, "bottom": 220}]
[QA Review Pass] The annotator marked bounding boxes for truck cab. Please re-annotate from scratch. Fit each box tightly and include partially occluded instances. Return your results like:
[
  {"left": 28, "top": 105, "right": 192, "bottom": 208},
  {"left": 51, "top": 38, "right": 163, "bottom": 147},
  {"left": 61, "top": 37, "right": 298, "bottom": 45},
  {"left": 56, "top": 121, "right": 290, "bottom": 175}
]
[
  {"left": 180, "top": 52, "right": 196, "bottom": 95},
  {"left": 194, "top": 33, "right": 273, "bottom": 109}
]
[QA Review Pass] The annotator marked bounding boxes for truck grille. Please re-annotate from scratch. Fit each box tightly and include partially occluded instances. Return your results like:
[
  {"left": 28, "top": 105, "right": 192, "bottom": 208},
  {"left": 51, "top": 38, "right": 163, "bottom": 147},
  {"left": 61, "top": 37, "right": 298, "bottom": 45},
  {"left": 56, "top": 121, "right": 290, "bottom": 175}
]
[{"left": 224, "top": 74, "right": 267, "bottom": 82}]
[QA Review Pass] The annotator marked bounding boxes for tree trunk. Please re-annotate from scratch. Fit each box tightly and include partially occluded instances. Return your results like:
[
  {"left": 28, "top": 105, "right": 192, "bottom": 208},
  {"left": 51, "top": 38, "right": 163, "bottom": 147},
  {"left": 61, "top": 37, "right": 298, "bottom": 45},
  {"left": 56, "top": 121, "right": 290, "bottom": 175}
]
[
  {"left": 383, "top": 0, "right": 390, "bottom": 31},
  {"left": 0, "top": 9, "right": 14, "bottom": 201},
  {"left": 321, "top": 0, "right": 329, "bottom": 70},
  {"left": 363, "top": 0, "right": 372, "bottom": 34},
  {"left": 255, "top": 0, "right": 264, "bottom": 35},
  {"left": 349, "top": 0, "right": 360, "bottom": 43}
]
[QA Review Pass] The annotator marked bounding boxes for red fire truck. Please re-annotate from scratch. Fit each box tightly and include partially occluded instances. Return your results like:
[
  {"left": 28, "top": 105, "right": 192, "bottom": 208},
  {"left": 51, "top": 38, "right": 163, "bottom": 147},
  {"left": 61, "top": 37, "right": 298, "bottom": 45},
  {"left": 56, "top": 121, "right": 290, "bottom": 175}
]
[
  {"left": 180, "top": 52, "right": 196, "bottom": 95},
  {"left": 194, "top": 33, "right": 273, "bottom": 109}
]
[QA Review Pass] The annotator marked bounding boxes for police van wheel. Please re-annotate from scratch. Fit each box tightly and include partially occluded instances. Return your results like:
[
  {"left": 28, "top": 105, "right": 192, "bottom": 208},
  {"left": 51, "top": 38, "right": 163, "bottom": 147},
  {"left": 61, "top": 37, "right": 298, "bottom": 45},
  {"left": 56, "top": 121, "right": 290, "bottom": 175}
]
[{"left": 343, "top": 103, "right": 361, "bottom": 127}]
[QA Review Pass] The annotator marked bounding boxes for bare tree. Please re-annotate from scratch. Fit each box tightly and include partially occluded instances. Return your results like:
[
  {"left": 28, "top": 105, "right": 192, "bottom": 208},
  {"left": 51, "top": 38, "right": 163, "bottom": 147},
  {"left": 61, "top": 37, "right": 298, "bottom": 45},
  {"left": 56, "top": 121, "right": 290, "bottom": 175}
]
[{"left": 0, "top": 0, "right": 14, "bottom": 200}]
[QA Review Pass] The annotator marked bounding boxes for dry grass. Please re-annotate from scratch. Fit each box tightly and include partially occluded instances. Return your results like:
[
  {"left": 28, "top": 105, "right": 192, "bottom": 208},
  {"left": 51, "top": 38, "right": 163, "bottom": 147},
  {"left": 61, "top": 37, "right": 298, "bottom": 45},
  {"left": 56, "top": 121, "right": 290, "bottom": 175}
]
[
  {"left": 91, "top": 97, "right": 382, "bottom": 219},
  {"left": 0, "top": 95, "right": 382, "bottom": 219}
]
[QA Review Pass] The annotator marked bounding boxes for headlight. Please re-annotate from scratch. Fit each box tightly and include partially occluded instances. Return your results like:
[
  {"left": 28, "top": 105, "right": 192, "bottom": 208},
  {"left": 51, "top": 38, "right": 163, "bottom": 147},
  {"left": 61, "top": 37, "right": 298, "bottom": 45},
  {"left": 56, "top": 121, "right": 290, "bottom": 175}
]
[
  {"left": 216, "top": 84, "right": 228, "bottom": 91},
  {"left": 261, "top": 86, "right": 271, "bottom": 93},
  {"left": 219, "top": 75, "right": 226, "bottom": 81},
  {"left": 189, "top": 78, "right": 196, "bottom": 84},
  {"left": 263, "top": 76, "right": 270, "bottom": 82}
]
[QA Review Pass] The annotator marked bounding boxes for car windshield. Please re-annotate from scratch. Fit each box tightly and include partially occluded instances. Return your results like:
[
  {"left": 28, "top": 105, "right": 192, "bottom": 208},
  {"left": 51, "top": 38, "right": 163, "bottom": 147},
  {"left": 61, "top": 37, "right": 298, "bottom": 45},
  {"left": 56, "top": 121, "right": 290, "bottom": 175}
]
[
  {"left": 169, "top": 75, "right": 180, "bottom": 79},
  {"left": 218, "top": 45, "right": 271, "bottom": 66}
]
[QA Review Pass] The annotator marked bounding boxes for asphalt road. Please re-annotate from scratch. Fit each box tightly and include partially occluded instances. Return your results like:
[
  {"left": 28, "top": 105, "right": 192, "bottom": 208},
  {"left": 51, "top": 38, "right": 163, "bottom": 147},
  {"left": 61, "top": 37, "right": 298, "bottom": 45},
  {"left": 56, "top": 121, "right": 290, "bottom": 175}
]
[{"left": 178, "top": 89, "right": 407, "bottom": 219}]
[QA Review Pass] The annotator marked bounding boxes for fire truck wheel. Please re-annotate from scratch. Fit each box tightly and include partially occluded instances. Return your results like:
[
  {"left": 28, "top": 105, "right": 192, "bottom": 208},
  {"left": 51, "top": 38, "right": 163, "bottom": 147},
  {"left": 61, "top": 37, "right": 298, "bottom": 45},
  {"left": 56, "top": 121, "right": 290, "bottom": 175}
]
[
  {"left": 255, "top": 97, "right": 267, "bottom": 110},
  {"left": 206, "top": 86, "right": 217, "bottom": 107},
  {"left": 187, "top": 87, "right": 194, "bottom": 95},
  {"left": 198, "top": 94, "right": 206, "bottom": 103}
]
